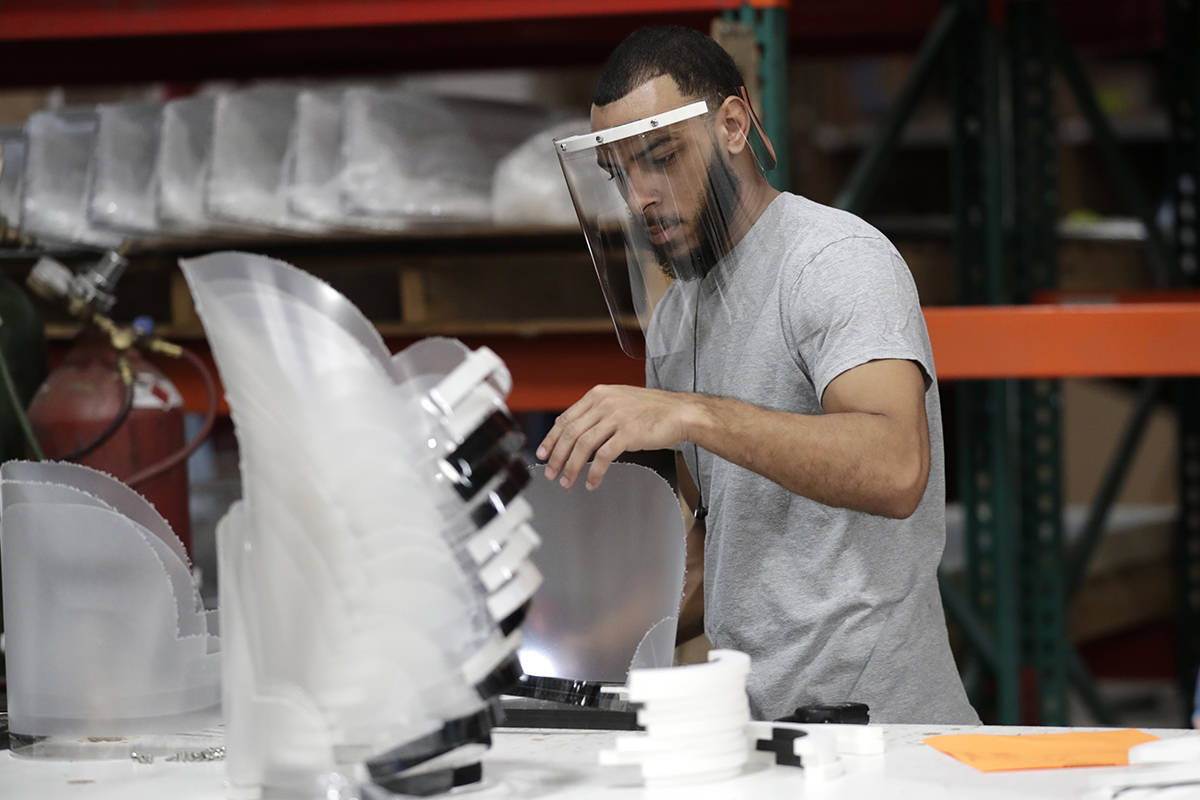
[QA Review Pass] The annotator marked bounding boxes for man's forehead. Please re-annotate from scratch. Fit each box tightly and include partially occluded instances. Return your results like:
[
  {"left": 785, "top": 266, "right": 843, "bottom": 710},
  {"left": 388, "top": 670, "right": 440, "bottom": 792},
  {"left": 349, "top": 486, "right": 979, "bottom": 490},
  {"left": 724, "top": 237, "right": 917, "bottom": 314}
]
[{"left": 590, "top": 75, "right": 693, "bottom": 131}]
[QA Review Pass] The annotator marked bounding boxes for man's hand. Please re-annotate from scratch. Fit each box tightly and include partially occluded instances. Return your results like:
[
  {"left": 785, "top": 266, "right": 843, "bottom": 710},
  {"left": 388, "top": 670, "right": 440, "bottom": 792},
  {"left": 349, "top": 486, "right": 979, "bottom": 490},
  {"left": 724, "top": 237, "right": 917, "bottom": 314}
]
[{"left": 536, "top": 384, "right": 695, "bottom": 491}]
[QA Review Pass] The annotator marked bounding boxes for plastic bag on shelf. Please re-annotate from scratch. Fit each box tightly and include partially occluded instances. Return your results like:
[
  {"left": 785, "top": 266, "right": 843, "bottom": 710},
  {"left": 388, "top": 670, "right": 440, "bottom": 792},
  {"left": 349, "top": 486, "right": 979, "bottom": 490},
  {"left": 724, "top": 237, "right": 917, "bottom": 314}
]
[
  {"left": 492, "top": 117, "right": 588, "bottom": 227},
  {"left": 0, "top": 126, "right": 26, "bottom": 233},
  {"left": 21, "top": 108, "right": 124, "bottom": 249},
  {"left": 288, "top": 87, "right": 363, "bottom": 228},
  {"left": 89, "top": 101, "right": 163, "bottom": 234},
  {"left": 157, "top": 92, "right": 228, "bottom": 234},
  {"left": 339, "top": 88, "right": 562, "bottom": 227},
  {"left": 208, "top": 85, "right": 327, "bottom": 233}
]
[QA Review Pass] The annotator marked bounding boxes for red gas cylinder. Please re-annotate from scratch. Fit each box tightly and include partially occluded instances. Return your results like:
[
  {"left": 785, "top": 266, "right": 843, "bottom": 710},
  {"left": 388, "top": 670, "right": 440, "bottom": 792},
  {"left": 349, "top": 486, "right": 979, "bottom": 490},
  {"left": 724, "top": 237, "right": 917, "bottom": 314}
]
[{"left": 27, "top": 330, "right": 192, "bottom": 555}]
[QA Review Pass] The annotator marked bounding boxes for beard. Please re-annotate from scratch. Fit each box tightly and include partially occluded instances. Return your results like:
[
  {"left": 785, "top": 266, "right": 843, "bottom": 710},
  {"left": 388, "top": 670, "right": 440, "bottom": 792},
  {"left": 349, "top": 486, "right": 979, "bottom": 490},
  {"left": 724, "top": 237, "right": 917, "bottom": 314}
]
[{"left": 649, "top": 148, "right": 742, "bottom": 282}]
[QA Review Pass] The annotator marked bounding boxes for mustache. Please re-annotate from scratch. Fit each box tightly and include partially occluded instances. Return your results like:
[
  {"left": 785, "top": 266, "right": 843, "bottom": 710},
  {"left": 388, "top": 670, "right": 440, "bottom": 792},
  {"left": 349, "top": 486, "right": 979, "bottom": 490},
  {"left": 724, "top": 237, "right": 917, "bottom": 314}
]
[{"left": 642, "top": 215, "right": 682, "bottom": 230}]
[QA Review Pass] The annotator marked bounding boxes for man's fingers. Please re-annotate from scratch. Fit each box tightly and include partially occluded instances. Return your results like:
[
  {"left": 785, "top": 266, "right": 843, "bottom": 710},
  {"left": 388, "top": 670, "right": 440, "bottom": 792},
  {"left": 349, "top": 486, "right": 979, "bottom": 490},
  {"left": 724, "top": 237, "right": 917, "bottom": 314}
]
[
  {"left": 543, "top": 408, "right": 601, "bottom": 481},
  {"left": 537, "top": 393, "right": 596, "bottom": 464},
  {"left": 585, "top": 436, "right": 625, "bottom": 491},
  {"left": 558, "top": 422, "right": 616, "bottom": 489},
  {"left": 536, "top": 426, "right": 559, "bottom": 463}
]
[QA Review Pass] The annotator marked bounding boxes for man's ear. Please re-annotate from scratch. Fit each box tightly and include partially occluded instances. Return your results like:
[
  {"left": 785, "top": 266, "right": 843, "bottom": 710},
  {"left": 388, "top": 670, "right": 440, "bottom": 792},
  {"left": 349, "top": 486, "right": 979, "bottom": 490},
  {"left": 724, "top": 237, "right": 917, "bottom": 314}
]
[{"left": 717, "top": 94, "right": 753, "bottom": 157}]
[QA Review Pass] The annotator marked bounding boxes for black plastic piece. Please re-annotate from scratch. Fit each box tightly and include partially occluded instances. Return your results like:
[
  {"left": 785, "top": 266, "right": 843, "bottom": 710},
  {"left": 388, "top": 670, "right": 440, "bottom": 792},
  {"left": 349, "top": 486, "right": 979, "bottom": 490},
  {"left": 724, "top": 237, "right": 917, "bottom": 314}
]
[
  {"left": 497, "top": 599, "right": 530, "bottom": 636},
  {"left": 469, "top": 461, "right": 530, "bottom": 529},
  {"left": 507, "top": 674, "right": 604, "bottom": 707},
  {"left": 473, "top": 652, "right": 524, "bottom": 699},
  {"left": 366, "top": 708, "right": 492, "bottom": 779},
  {"left": 756, "top": 728, "right": 807, "bottom": 768},
  {"left": 371, "top": 762, "right": 483, "bottom": 797},
  {"left": 444, "top": 412, "right": 525, "bottom": 501},
  {"left": 776, "top": 702, "right": 870, "bottom": 725},
  {"left": 499, "top": 706, "right": 642, "bottom": 731}
]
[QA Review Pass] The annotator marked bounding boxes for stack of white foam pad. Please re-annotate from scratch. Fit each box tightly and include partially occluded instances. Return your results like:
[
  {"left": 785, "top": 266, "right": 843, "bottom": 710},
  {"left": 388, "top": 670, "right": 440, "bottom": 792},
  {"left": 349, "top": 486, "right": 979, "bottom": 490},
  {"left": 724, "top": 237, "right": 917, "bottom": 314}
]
[
  {"left": 182, "top": 251, "right": 541, "bottom": 798},
  {"left": 0, "top": 460, "right": 220, "bottom": 755},
  {"left": 600, "top": 650, "right": 752, "bottom": 787}
]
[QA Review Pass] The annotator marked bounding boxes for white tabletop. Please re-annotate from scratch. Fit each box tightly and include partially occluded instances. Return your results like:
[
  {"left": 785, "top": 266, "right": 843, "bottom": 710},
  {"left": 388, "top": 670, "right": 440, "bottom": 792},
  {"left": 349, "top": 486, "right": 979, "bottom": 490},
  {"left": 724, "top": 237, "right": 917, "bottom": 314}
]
[{"left": 1, "top": 725, "right": 1197, "bottom": 799}]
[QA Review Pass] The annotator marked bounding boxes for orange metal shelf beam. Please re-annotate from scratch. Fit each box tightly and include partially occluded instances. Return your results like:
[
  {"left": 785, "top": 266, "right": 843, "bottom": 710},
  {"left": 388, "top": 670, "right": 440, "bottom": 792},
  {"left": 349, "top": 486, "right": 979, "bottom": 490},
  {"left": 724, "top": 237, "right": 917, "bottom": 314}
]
[
  {"left": 923, "top": 303, "right": 1200, "bottom": 381},
  {"left": 141, "top": 303, "right": 1200, "bottom": 415},
  {"left": 0, "top": 0, "right": 784, "bottom": 41}
]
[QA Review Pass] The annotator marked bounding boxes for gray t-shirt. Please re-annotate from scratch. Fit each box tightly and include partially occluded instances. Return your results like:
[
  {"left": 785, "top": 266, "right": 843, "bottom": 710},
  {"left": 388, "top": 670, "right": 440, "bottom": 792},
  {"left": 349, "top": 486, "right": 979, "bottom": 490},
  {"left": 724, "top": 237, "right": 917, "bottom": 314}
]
[{"left": 646, "top": 192, "right": 978, "bottom": 724}]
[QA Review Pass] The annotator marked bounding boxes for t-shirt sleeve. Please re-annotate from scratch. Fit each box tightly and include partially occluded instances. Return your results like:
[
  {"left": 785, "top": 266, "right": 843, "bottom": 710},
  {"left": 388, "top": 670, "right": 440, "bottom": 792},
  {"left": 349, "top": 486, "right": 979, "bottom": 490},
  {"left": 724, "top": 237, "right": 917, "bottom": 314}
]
[
  {"left": 784, "top": 235, "right": 934, "bottom": 407},
  {"left": 645, "top": 352, "right": 660, "bottom": 390}
]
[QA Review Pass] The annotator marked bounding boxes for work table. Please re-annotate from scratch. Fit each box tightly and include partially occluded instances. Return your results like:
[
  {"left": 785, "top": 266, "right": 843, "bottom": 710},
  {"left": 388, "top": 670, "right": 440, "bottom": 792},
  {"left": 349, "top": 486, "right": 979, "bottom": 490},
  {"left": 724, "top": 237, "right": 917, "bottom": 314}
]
[{"left": 1, "top": 724, "right": 1196, "bottom": 799}]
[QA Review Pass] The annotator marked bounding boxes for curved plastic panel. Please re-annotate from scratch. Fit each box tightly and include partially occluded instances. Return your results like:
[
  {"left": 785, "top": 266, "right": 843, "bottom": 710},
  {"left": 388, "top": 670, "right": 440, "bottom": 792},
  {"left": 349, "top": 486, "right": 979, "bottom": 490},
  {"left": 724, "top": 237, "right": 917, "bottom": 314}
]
[
  {"left": 2, "top": 503, "right": 220, "bottom": 737},
  {"left": 1, "top": 459, "right": 190, "bottom": 569},
  {"left": 180, "top": 251, "right": 390, "bottom": 367},
  {"left": 2, "top": 479, "right": 206, "bottom": 639},
  {"left": 390, "top": 336, "right": 470, "bottom": 384},
  {"left": 628, "top": 615, "right": 682, "bottom": 674},
  {"left": 521, "top": 463, "right": 685, "bottom": 681}
]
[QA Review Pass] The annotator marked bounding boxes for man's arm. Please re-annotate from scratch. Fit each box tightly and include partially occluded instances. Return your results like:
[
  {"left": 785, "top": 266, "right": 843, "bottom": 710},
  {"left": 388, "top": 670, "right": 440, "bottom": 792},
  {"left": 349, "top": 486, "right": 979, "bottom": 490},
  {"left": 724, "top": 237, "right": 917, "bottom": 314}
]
[
  {"left": 675, "top": 452, "right": 706, "bottom": 644},
  {"left": 537, "top": 358, "right": 930, "bottom": 519}
]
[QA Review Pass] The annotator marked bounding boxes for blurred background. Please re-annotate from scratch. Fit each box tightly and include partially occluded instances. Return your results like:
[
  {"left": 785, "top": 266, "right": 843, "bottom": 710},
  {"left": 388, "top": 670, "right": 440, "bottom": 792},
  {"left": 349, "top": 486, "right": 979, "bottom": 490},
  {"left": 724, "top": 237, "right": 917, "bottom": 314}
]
[{"left": 0, "top": 0, "right": 1196, "bottom": 730}]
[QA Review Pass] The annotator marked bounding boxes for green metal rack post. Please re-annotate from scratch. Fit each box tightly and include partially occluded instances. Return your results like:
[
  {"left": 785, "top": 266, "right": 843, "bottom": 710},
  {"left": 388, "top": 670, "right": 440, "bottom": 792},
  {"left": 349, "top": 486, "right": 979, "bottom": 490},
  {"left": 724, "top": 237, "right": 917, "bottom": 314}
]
[
  {"left": 1166, "top": 0, "right": 1200, "bottom": 720},
  {"left": 950, "top": 0, "right": 1022, "bottom": 725},
  {"left": 726, "top": 3, "right": 790, "bottom": 191},
  {"left": 1009, "top": 0, "right": 1069, "bottom": 726}
]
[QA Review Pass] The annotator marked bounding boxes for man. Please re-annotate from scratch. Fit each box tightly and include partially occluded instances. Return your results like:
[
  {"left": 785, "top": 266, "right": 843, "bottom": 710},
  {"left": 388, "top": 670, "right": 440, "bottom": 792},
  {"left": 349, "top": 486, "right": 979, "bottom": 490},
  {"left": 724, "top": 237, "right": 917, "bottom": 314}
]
[{"left": 539, "top": 26, "right": 977, "bottom": 724}]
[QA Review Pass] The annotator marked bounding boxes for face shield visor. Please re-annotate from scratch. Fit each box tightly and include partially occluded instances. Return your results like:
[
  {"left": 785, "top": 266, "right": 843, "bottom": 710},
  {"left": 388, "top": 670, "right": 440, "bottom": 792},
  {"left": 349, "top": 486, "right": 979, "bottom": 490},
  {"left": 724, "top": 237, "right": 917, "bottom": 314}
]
[{"left": 556, "top": 100, "right": 748, "bottom": 359}]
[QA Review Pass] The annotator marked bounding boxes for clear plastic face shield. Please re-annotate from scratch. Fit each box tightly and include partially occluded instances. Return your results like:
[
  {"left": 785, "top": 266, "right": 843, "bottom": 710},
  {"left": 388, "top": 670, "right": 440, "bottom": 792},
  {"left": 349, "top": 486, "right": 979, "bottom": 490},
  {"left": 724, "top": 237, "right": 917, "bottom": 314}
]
[{"left": 555, "top": 92, "right": 775, "bottom": 359}]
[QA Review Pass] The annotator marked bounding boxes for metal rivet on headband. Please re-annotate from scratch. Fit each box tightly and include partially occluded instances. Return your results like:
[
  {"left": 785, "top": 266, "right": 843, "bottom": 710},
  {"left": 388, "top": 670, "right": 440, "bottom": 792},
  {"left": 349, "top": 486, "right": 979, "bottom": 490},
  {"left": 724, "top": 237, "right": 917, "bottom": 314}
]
[
  {"left": 650, "top": 119, "right": 659, "bottom": 127},
  {"left": 595, "top": 135, "right": 604, "bottom": 143}
]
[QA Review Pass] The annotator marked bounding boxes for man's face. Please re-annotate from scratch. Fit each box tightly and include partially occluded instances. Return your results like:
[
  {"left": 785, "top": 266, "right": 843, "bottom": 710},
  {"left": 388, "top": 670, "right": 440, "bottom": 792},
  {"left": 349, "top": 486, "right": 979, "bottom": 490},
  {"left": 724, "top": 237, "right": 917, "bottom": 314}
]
[{"left": 592, "top": 77, "right": 740, "bottom": 279}]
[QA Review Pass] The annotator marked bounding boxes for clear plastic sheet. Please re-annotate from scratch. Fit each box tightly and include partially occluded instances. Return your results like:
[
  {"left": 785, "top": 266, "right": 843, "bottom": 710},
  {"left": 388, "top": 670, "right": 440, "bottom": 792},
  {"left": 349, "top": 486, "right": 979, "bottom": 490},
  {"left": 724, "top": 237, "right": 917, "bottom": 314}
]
[
  {"left": 89, "top": 101, "right": 162, "bottom": 233},
  {"left": 208, "top": 86, "right": 327, "bottom": 232},
  {"left": 340, "top": 89, "right": 561, "bottom": 226},
  {"left": 492, "top": 117, "right": 588, "bottom": 227},
  {"left": 0, "top": 461, "right": 220, "bottom": 747},
  {"left": 181, "top": 251, "right": 544, "bottom": 796},
  {"left": 0, "top": 126, "right": 26, "bottom": 231},
  {"left": 521, "top": 463, "right": 686, "bottom": 682},
  {"left": 21, "top": 108, "right": 124, "bottom": 248}
]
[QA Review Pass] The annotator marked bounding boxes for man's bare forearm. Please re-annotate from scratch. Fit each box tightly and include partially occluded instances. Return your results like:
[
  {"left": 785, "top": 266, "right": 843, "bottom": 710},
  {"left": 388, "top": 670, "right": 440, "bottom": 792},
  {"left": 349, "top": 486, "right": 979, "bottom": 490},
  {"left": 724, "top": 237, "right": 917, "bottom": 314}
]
[{"left": 683, "top": 394, "right": 928, "bottom": 519}]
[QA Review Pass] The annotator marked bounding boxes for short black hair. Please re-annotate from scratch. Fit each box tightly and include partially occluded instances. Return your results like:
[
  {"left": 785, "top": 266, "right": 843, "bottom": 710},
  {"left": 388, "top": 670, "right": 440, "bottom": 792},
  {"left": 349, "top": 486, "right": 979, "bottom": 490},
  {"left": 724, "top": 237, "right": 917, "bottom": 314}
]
[{"left": 592, "top": 26, "right": 745, "bottom": 108}]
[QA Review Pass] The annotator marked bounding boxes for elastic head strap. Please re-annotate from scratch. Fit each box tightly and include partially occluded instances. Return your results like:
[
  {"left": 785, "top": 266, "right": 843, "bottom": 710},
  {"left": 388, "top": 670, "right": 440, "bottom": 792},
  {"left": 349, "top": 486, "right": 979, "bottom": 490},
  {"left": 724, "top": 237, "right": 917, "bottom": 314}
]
[{"left": 737, "top": 85, "right": 777, "bottom": 172}]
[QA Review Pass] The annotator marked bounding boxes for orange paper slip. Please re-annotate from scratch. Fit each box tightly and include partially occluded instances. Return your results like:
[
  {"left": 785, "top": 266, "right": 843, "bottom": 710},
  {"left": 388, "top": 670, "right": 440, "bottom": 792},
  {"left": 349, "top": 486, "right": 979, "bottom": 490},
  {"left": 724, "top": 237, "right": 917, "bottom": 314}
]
[{"left": 923, "top": 729, "right": 1160, "bottom": 772}]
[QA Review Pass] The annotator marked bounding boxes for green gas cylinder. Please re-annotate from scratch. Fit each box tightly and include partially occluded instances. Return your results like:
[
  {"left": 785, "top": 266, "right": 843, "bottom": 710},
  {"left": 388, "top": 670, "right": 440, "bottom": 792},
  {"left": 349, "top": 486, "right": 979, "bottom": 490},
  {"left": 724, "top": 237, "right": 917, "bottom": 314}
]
[{"left": 0, "top": 272, "right": 47, "bottom": 462}]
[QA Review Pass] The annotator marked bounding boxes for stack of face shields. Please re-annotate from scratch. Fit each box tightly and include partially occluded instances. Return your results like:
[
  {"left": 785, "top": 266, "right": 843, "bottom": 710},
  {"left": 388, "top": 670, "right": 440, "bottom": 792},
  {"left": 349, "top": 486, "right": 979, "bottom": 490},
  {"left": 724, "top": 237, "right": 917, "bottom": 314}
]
[
  {"left": 519, "top": 464, "right": 686, "bottom": 687},
  {"left": 0, "top": 460, "right": 221, "bottom": 759},
  {"left": 182, "top": 251, "right": 541, "bottom": 797}
]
